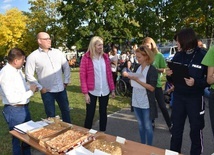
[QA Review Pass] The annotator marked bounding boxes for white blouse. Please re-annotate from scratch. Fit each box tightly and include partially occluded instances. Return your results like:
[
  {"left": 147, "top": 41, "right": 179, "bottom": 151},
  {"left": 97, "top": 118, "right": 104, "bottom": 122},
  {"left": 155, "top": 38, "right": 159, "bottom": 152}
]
[
  {"left": 89, "top": 56, "right": 110, "bottom": 96},
  {"left": 132, "top": 65, "right": 150, "bottom": 109}
]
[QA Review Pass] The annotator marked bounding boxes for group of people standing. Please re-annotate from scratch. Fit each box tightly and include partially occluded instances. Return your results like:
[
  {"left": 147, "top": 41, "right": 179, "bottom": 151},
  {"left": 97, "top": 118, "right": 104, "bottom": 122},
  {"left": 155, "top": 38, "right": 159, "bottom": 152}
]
[
  {"left": 124, "top": 28, "right": 213, "bottom": 155},
  {"left": 84, "top": 28, "right": 213, "bottom": 155},
  {"left": 78, "top": 27, "right": 211, "bottom": 155},
  {"left": 0, "top": 27, "right": 213, "bottom": 155},
  {"left": 121, "top": 37, "right": 172, "bottom": 146},
  {"left": 0, "top": 32, "right": 71, "bottom": 155}
]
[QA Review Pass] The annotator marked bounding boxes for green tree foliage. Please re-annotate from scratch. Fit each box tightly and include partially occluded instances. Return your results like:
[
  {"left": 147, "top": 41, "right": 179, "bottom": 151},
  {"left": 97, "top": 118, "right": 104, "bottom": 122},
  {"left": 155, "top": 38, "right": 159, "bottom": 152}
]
[
  {"left": 20, "top": 0, "right": 67, "bottom": 55},
  {"left": 162, "top": 0, "right": 214, "bottom": 39},
  {"left": 133, "top": 0, "right": 214, "bottom": 42},
  {"left": 133, "top": 0, "right": 160, "bottom": 42},
  {"left": 59, "top": 0, "right": 139, "bottom": 50},
  {"left": 1, "top": 0, "right": 214, "bottom": 55},
  {"left": 0, "top": 9, "right": 28, "bottom": 58}
]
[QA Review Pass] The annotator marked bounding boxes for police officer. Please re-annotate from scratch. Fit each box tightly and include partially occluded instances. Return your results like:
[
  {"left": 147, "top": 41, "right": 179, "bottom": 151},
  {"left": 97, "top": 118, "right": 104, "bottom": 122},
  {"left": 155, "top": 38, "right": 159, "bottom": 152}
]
[{"left": 166, "top": 28, "right": 209, "bottom": 155}]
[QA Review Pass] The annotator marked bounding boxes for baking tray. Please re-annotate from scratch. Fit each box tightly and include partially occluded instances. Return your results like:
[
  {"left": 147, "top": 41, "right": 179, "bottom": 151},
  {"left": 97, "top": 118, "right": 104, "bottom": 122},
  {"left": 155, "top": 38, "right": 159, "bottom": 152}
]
[
  {"left": 44, "top": 127, "right": 94, "bottom": 155},
  {"left": 83, "top": 138, "right": 123, "bottom": 155},
  {"left": 27, "top": 121, "right": 72, "bottom": 142}
]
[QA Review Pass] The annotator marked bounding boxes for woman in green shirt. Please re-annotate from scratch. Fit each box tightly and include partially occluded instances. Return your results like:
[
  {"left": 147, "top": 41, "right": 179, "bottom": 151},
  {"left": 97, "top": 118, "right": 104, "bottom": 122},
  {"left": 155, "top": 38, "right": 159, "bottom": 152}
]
[{"left": 202, "top": 45, "right": 214, "bottom": 137}]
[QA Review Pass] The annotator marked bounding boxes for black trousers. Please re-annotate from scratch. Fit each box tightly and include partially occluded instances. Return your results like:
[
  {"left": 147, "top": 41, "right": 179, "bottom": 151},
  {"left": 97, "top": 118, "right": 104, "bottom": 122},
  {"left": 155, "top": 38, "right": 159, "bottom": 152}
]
[
  {"left": 155, "top": 87, "right": 171, "bottom": 128},
  {"left": 112, "top": 72, "right": 117, "bottom": 87},
  {"left": 170, "top": 93, "right": 205, "bottom": 155},
  {"left": 84, "top": 93, "right": 109, "bottom": 131}
]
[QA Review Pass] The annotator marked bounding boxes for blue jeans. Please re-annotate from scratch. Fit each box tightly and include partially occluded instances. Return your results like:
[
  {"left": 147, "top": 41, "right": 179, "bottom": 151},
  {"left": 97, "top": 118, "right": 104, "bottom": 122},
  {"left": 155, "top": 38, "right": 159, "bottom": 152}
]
[
  {"left": 204, "top": 87, "right": 210, "bottom": 98},
  {"left": 134, "top": 107, "right": 153, "bottom": 145},
  {"left": 41, "top": 89, "right": 71, "bottom": 123},
  {"left": 2, "top": 105, "right": 31, "bottom": 155}
]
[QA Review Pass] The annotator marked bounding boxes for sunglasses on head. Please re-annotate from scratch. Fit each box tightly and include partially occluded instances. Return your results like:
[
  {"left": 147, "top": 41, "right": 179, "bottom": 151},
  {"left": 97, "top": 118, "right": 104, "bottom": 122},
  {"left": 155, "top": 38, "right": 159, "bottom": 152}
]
[{"left": 139, "top": 46, "right": 148, "bottom": 55}]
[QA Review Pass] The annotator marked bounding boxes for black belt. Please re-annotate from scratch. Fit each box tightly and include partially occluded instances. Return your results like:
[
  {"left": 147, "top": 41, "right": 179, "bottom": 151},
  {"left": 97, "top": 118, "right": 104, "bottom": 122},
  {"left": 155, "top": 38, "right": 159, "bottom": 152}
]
[{"left": 4, "top": 104, "right": 28, "bottom": 107}]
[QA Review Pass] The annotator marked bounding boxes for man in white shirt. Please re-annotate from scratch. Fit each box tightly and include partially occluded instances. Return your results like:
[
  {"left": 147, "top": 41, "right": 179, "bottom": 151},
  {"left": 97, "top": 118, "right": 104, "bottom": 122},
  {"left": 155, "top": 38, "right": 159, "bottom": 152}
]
[
  {"left": 0, "top": 48, "right": 37, "bottom": 155},
  {"left": 25, "top": 32, "right": 71, "bottom": 123}
]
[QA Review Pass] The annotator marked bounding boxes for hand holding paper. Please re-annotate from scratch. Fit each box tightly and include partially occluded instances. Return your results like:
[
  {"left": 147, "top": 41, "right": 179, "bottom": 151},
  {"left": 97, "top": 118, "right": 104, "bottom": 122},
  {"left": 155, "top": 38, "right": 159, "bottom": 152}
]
[
  {"left": 128, "top": 72, "right": 144, "bottom": 78},
  {"left": 127, "top": 72, "right": 145, "bottom": 89}
]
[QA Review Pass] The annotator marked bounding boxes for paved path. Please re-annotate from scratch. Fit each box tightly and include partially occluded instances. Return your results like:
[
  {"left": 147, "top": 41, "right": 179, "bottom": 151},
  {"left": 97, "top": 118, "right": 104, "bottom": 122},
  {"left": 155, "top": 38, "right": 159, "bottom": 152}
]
[{"left": 93, "top": 101, "right": 214, "bottom": 155}]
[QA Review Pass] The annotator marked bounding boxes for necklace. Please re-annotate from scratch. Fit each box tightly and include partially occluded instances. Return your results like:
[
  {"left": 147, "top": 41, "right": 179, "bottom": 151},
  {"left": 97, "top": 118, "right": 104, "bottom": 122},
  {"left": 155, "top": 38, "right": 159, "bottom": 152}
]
[
  {"left": 186, "top": 49, "right": 194, "bottom": 54},
  {"left": 187, "top": 49, "right": 197, "bottom": 67},
  {"left": 181, "top": 48, "right": 197, "bottom": 67}
]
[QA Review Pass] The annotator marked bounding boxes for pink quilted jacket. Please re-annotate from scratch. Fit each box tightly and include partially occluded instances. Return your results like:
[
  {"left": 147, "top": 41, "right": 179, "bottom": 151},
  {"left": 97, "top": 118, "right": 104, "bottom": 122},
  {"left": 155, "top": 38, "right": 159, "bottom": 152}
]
[{"left": 80, "top": 51, "right": 115, "bottom": 94}]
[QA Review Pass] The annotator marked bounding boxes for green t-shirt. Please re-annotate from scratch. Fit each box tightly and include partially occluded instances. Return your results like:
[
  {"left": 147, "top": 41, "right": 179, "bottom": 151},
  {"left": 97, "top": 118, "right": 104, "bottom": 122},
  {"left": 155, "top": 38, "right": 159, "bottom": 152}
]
[
  {"left": 152, "top": 52, "right": 167, "bottom": 88},
  {"left": 202, "top": 46, "right": 214, "bottom": 89}
]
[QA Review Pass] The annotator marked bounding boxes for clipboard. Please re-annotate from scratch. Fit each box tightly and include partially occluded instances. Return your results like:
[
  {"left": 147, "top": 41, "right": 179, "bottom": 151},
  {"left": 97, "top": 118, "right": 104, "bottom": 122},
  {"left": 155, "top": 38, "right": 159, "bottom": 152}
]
[{"left": 167, "top": 61, "right": 189, "bottom": 85}]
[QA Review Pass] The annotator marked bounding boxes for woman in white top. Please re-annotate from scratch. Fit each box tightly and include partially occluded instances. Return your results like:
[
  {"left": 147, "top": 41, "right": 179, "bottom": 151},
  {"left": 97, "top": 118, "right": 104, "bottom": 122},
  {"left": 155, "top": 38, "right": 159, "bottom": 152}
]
[{"left": 123, "top": 46, "right": 158, "bottom": 145}]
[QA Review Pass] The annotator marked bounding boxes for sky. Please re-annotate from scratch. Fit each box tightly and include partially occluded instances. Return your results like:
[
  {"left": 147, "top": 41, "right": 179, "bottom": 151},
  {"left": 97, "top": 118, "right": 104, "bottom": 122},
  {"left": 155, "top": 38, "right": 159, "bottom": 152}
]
[{"left": 0, "top": 0, "right": 30, "bottom": 14}]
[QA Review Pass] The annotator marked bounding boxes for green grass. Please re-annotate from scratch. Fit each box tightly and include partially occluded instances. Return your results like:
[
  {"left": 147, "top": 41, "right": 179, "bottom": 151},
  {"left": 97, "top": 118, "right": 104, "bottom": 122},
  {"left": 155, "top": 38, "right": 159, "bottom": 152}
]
[{"left": 0, "top": 68, "right": 130, "bottom": 154}]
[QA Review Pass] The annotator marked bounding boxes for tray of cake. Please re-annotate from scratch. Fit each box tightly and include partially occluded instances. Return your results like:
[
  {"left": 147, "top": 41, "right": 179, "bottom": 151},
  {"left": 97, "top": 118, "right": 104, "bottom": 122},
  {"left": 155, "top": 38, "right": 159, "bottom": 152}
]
[
  {"left": 27, "top": 118, "right": 72, "bottom": 142},
  {"left": 40, "top": 127, "right": 95, "bottom": 155},
  {"left": 83, "top": 138, "right": 123, "bottom": 155},
  {"left": 65, "top": 134, "right": 123, "bottom": 155}
]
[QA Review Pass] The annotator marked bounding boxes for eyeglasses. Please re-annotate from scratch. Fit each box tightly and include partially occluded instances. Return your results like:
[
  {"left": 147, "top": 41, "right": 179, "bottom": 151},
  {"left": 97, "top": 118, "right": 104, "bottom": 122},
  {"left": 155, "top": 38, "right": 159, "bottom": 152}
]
[{"left": 39, "top": 38, "right": 51, "bottom": 41}]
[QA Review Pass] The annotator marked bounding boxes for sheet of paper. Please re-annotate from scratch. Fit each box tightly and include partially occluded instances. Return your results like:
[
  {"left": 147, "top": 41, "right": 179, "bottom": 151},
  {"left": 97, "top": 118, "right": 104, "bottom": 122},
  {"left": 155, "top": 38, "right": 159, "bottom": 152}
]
[
  {"left": 116, "top": 136, "right": 126, "bottom": 144},
  {"left": 14, "top": 120, "right": 44, "bottom": 133},
  {"left": 14, "top": 128, "right": 25, "bottom": 134},
  {"left": 89, "top": 129, "right": 97, "bottom": 134},
  {"left": 94, "top": 149, "right": 111, "bottom": 155},
  {"left": 165, "top": 149, "right": 179, "bottom": 155},
  {"left": 66, "top": 146, "right": 111, "bottom": 155},
  {"left": 66, "top": 146, "right": 93, "bottom": 155},
  {"left": 36, "top": 121, "right": 49, "bottom": 127},
  {"left": 128, "top": 72, "right": 145, "bottom": 89},
  {"left": 128, "top": 72, "right": 144, "bottom": 78}
]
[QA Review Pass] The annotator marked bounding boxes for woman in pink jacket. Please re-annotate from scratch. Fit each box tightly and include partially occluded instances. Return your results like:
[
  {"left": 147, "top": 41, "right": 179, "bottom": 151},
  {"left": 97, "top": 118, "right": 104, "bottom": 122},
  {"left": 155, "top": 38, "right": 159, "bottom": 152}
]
[{"left": 80, "top": 36, "right": 115, "bottom": 131}]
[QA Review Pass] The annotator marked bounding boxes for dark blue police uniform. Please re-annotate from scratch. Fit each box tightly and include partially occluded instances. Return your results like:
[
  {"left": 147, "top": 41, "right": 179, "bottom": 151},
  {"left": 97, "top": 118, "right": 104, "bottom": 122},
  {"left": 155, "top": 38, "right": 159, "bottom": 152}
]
[{"left": 167, "top": 47, "right": 209, "bottom": 155}]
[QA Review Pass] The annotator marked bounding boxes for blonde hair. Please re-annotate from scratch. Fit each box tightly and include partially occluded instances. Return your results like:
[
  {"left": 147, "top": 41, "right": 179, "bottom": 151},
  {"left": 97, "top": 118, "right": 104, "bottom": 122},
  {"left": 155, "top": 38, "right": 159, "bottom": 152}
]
[
  {"left": 87, "top": 36, "right": 104, "bottom": 59},
  {"left": 142, "top": 37, "right": 159, "bottom": 54},
  {"left": 135, "top": 45, "right": 155, "bottom": 65}
]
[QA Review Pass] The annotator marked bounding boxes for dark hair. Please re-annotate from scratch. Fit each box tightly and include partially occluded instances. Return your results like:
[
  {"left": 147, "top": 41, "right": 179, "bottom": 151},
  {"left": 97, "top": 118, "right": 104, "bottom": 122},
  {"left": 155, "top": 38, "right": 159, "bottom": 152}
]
[
  {"left": 111, "top": 43, "right": 119, "bottom": 50},
  {"left": 174, "top": 28, "right": 198, "bottom": 51},
  {"left": 7, "top": 48, "right": 25, "bottom": 63},
  {"left": 123, "top": 60, "right": 132, "bottom": 68}
]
